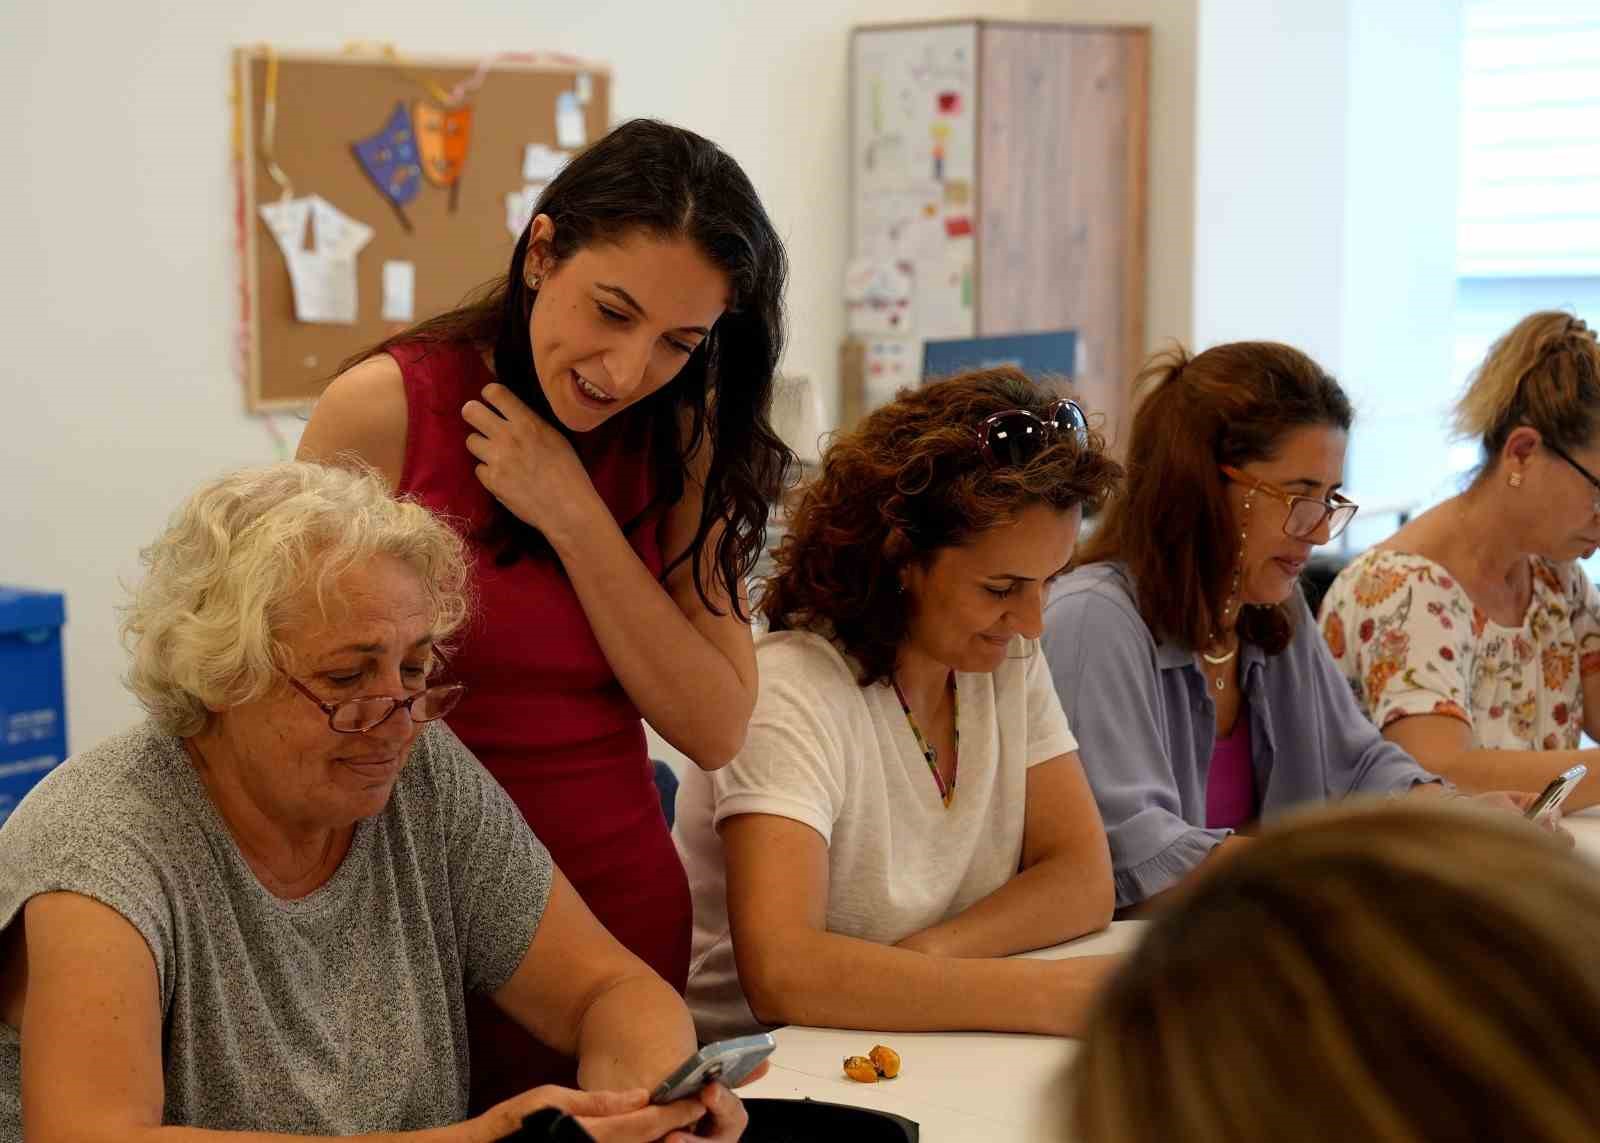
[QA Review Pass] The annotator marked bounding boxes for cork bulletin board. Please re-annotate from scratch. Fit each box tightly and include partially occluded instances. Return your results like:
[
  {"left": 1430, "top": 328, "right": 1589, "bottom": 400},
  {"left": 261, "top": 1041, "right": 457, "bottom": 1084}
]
[{"left": 233, "top": 48, "right": 611, "bottom": 411}]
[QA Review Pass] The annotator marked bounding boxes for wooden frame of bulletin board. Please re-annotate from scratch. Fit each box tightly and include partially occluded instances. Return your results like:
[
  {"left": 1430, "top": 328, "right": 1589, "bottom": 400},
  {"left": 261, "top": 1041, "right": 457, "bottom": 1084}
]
[{"left": 233, "top": 48, "right": 610, "bottom": 411}]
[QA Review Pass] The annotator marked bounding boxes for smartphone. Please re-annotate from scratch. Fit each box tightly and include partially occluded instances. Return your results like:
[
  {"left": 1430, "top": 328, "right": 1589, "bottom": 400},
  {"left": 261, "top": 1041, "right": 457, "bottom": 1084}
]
[
  {"left": 1526, "top": 764, "right": 1587, "bottom": 823},
  {"left": 650, "top": 1032, "right": 776, "bottom": 1104}
]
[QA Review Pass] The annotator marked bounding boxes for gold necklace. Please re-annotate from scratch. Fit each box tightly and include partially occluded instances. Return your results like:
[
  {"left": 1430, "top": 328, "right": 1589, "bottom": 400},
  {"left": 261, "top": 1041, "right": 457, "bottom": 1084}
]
[
  {"left": 1203, "top": 659, "right": 1234, "bottom": 692},
  {"left": 1201, "top": 637, "right": 1238, "bottom": 691},
  {"left": 1202, "top": 490, "right": 1253, "bottom": 690}
]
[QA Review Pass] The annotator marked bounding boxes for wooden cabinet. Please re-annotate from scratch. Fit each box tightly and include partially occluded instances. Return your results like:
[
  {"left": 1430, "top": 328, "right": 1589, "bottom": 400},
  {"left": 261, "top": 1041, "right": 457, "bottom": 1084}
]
[{"left": 850, "top": 20, "right": 1148, "bottom": 447}]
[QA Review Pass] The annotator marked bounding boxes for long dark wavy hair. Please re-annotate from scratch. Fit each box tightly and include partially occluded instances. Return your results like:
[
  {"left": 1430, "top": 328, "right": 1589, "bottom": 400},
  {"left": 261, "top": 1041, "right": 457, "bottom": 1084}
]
[
  {"left": 761, "top": 368, "right": 1124, "bottom": 686},
  {"left": 348, "top": 119, "right": 793, "bottom": 618}
]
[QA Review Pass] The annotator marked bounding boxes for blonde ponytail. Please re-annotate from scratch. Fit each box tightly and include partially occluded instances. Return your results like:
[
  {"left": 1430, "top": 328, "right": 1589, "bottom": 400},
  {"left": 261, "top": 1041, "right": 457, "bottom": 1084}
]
[{"left": 1455, "top": 311, "right": 1600, "bottom": 458}]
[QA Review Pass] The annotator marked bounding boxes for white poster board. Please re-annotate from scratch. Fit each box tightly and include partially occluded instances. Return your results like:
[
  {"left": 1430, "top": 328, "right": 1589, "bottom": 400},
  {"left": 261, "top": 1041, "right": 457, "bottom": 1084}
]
[{"left": 851, "top": 23, "right": 978, "bottom": 344}]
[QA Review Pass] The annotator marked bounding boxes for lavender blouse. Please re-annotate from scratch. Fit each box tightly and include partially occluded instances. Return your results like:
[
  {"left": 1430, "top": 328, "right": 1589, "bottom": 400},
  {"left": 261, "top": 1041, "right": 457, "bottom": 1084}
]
[{"left": 1042, "top": 562, "right": 1437, "bottom": 907}]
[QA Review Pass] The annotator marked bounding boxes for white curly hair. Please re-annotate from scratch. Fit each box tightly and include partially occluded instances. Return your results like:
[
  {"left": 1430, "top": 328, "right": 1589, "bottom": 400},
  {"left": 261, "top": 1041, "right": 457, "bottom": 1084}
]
[{"left": 121, "top": 462, "right": 472, "bottom": 736}]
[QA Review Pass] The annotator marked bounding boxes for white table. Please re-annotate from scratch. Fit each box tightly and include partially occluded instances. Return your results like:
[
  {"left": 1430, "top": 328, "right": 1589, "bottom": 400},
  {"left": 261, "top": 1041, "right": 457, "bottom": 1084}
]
[
  {"left": 741, "top": 814, "right": 1600, "bottom": 1139},
  {"left": 739, "top": 921, "right": 1146, "bottom": 1142}
]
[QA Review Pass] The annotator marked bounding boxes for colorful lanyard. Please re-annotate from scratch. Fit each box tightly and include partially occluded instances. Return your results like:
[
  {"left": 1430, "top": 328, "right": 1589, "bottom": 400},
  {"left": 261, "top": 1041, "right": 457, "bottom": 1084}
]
[{"left": 891, "top": 675, "right": 958, "bottom": 809}]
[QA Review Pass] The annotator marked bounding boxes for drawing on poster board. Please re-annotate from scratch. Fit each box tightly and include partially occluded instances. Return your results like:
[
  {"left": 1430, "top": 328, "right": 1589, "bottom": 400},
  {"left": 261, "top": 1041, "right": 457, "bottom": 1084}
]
[
  {"left": 351, "top": 101, "right": 423, "bottom": 230},
  {"left": 413, "top": 101, "right": 473, "bottom": 211},
  {"left": 845, "top": 258, "right": 914, "bottom": 336}
]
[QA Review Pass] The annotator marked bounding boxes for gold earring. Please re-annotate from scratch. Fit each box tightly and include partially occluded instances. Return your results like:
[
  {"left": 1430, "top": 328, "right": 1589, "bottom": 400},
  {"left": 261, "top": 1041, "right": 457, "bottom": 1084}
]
[
  {"left": 525, "top": 273, "right": 541, "bottom": 290},
  {"left": 1509, "top": 471, "right": 1524, "bottom": 488}
]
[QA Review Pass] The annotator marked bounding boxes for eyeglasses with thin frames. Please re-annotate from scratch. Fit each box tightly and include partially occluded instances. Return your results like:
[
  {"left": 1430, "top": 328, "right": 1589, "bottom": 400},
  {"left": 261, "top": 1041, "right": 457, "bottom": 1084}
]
[
  {"left": 975, "top": 398, "right": 1090, "bottom": 468},
  {"left": 284, "top": 673, "right": 467, "bottom": 734},
  {"left": 1544, "top": 442, "right": 1600, "bottom": 515},
  {"left": 1219, "top": 465, "right": 1360, "bottom": 542}
]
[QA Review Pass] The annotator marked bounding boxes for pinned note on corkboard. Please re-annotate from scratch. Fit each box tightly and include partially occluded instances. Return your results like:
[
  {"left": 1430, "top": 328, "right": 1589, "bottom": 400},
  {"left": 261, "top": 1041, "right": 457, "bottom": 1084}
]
[{"left": 232, "top": 47, "right": 610, "bottom": 411}]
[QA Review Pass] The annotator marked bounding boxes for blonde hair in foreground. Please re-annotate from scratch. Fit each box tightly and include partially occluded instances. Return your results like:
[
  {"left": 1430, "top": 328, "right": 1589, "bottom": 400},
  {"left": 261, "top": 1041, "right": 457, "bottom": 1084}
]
[
  {"left": 122, "top": 462, "right": 471, "bottom": 736},
  {"left": 1072, "top": 801, "right": 1600, "bottom": 1143}
]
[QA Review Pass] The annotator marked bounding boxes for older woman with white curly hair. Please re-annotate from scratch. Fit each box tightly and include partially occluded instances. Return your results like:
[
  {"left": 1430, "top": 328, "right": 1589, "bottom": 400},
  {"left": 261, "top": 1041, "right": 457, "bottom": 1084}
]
[{"left": 0, "top": 462, "right": 750, "bottom": 1143}]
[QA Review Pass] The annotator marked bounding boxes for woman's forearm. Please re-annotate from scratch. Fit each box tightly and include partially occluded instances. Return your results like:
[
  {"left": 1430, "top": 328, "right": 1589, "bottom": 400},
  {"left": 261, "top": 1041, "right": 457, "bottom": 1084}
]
[
  {"left": 895, "top": 855, "right": 1113, "bottom": 960},
  {"left": 1423, "top": 746, "right": 1600, "bottom": 811},
  {"left": 737, "top": 926, "right": 1116, "bottom": 1037},
  {"left": 573, "top": 974, "right": 698, "bottom": 1094}
]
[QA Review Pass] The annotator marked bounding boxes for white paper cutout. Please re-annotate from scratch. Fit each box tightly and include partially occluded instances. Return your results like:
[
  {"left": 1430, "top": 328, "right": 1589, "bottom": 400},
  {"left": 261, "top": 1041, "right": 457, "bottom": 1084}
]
[
  {"left": 504, "top": 183, "right": 547, "bottom": 238},
  {"left": 522, "top": 143, "right": 569, "bottom": 182},
  {"left": 555, "top": 91, "right": 586, "bottom": 148},
  {"left": 258, "top": 195, "right": 374, "bottom": 325},
  {"left": 382, "top": 260, "right": 415, "bottom": 322}
]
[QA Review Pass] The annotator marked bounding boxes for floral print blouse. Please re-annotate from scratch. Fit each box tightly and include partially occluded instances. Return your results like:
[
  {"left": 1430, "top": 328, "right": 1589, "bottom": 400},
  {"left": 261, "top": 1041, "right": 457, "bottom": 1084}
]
[{"left": 1320, "top": 549, "right": 1600, "bottom": 750}]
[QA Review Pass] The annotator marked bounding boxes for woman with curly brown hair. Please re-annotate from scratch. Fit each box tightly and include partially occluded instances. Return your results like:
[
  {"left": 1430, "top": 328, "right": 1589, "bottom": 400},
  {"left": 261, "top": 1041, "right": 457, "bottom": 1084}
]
[{"left": 672, "top": 367, "right": 1124, "bottom": 1041}]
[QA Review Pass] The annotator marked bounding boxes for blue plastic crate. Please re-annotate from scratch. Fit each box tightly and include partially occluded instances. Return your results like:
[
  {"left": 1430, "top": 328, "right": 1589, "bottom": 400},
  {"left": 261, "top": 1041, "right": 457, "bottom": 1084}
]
[{"left": 0, "top": 587, "right": 67, "bottom": 827}]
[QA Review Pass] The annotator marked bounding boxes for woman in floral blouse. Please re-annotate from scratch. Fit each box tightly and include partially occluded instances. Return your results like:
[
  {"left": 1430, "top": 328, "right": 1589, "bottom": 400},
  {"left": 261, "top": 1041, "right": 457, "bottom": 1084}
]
[{"left": 1321, "top": 311, "right": 1600, "bottom": 810}]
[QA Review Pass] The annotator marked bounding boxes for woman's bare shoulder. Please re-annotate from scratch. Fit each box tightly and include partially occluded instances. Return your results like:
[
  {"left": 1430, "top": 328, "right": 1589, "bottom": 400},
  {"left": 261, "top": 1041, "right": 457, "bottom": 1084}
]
[{"left": 296, "top": 353, "right": 408, "bottom": 486}]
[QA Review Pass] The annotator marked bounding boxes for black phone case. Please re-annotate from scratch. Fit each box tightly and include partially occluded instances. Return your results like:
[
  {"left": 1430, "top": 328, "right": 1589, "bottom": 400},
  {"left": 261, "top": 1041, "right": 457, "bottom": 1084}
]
[
  {"left": 742, "top": 1097, "right": 919, "bottom": 1142},
  {"left": 495, "top": 1107, "right": 596, "bottom": 1142},
  {"left": 495, "top": 1094, "right": 918, "bottom": 1142}
]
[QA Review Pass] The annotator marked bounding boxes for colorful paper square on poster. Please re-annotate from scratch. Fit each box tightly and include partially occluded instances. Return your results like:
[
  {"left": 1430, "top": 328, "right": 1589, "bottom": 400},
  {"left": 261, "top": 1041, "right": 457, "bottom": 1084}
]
[
  {"left": 937, "top": 91, "right": 961, "bottom": 114},
  {"left": 944, "top": 216, "right": 973, "bottom": 238}
]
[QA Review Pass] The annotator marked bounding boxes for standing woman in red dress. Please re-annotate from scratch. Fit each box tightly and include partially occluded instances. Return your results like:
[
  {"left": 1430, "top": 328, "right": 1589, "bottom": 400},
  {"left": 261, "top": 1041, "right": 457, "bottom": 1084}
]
[{"left": 297, "top": 119, "right": 791, "bottom": 1107}]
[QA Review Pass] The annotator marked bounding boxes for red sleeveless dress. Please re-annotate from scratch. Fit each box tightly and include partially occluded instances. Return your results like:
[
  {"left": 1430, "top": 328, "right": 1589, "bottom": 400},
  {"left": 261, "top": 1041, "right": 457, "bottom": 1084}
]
[{"left": 390, "top": 340, "right": 691, "bottom": 1104}]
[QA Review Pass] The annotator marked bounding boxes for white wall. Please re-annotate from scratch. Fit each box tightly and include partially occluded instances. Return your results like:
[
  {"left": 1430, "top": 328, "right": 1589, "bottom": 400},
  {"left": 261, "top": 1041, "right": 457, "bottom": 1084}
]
[
  {"left": 1339, "top": 0, "right": 1463, "bottom": 532},
  {"left": 1191, "top": 0, "right": 1463, "bottom": 529},
  {"left": 0, "top": 0, "right": 1039, "bottom": 751},
  {"left": 1192, "top": 0, "right": 1351, "bottom": 368}
]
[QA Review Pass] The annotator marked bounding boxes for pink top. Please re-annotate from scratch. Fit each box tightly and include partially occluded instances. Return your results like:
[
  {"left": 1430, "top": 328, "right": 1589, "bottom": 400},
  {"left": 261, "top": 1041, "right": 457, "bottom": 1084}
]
[{"left": 1205, "top": 709, "right": 1256, "bottom": 831}]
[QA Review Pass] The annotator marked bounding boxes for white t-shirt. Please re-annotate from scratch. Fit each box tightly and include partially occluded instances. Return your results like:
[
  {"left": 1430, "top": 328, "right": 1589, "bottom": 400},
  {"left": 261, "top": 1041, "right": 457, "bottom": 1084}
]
[{"left": 672, "top": 630, "right": 1078, "bottom": 1042}]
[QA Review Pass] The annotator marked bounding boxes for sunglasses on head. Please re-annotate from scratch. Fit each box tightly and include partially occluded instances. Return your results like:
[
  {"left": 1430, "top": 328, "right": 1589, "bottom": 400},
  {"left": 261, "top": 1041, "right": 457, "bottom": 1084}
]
[{"left": 975, "top": 398, "right": 1089, "bottom": 467}]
